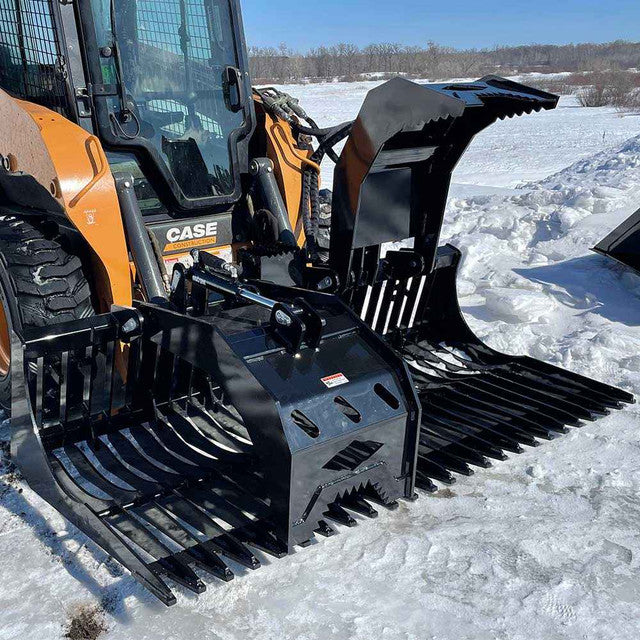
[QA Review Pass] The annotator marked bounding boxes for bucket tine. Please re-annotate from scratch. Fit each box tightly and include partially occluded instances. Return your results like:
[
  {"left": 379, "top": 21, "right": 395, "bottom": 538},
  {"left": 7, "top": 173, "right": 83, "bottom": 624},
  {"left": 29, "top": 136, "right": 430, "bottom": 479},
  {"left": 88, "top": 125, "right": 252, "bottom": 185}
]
[
  {"left": 420, "top": 431, "right": 491, "bottom": 468},
  {"left": 314, "top": 520, "right": 336, "bottom": 537},
  {"left": 136, "top": 502, "right": 233, "bottom": 581},
  {"left": 324, "top": 502, "right": 358, "bottom": 527},
  {"left": 420, "top": 447, "right": 475, "bottom": 476},
  {"left": 105, "top": 510, "right": 207, "bottom": 594},
  {"left": 338, "top": 493, "right": 379, "bottom": 518}
]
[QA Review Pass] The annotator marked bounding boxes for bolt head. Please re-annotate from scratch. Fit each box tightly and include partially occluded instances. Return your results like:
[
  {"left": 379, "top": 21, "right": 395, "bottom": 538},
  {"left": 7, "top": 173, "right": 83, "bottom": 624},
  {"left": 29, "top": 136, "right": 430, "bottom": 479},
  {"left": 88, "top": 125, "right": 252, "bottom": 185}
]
[{"left": 275, "top": 310, "right": 293, "bottom": 326}]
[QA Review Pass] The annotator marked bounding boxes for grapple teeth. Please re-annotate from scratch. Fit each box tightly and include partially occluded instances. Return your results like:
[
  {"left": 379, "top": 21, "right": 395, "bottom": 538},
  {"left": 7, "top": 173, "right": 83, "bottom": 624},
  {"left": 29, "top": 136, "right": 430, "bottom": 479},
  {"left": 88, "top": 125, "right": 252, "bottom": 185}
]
[
  {"left": 338, "top": 493, "right": 378, "bottom": 518},
  {"left": 414, "top": 475, "right": 438, "bottom": 493},
  {"left": 156, "top": 556, "right": 208, "bottom": 594},
  {"left": 240, "top": 524, "right": 288, "bottom": 558},
  {"left": 185, "top": 544, "right": 233, "bottom": 582},
  {"left": 207, "top": 533, "right": 261, "bottom": 570},
  {"left": 324, "top": 502, "right": 358, "bottom": 527},
  {"left": 314, "top": 520, "right": 336, "bottom": 537}
]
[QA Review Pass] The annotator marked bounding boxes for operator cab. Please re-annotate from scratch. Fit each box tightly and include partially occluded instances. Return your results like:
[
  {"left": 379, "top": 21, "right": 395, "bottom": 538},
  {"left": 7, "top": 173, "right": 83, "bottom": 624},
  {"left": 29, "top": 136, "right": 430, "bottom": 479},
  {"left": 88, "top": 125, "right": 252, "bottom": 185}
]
[
  {"left": 87, "top": 0, "right": 254, "bottom": 213},
  {"left": 0, "top": 0, "right": 254, "bottom": 219}
]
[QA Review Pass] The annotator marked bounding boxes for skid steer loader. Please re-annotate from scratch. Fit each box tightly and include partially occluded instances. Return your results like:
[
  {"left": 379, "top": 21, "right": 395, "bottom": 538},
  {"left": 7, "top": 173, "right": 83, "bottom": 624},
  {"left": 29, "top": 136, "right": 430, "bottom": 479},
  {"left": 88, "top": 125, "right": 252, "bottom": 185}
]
[{"left": 0, "top": 0, "right": 633, "bottom": 605}]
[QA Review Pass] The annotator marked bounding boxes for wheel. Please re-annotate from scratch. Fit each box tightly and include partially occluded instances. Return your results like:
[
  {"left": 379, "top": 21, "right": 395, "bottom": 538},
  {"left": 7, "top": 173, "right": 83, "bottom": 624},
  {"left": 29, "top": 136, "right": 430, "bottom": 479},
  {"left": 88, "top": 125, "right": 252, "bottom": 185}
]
[{"left": 0, "top": 216, "right": 94, "bottom": 413}]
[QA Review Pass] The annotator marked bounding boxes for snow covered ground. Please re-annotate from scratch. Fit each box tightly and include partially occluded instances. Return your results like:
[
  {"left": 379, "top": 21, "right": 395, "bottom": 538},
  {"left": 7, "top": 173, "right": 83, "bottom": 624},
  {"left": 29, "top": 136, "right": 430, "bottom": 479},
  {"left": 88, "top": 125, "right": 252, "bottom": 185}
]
[{"left": 2, "top": 81, "right": 640, "bottom": 639}]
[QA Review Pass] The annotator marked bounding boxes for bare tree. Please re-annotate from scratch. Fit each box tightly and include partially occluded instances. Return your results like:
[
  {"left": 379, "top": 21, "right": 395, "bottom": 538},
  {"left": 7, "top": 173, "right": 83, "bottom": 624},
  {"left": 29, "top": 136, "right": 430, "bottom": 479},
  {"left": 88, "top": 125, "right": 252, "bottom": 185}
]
[{"left": 249, "top": 40, "right": 640, "bottom": 87}]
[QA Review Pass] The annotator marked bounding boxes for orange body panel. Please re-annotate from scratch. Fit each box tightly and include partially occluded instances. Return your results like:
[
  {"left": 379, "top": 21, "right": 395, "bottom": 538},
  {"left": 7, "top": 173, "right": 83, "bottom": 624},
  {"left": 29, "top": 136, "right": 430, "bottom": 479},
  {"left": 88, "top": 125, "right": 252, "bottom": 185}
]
[
  {"left": 0, "top": 90, "right": 132, "bottom": 310},
  {"left": 256, "top": 99, "right": 315, "bottom": 246}
]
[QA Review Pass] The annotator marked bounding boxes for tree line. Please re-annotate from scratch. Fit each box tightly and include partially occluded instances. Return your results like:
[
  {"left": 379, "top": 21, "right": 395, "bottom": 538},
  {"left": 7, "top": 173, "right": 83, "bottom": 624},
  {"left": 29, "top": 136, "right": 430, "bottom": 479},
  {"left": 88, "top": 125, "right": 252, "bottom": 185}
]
[{"left": 248, "top": 40, "right": 640, "bottom": 84}]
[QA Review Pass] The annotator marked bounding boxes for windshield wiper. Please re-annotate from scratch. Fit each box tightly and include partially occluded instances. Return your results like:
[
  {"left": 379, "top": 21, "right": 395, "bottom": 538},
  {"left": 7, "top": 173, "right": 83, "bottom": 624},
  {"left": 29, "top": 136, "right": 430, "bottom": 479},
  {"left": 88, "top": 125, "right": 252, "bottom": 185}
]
[
  {"left": 108, "top": 0, "right": 140, "bottom": 139},
  {"left": 177, "top": 0, "right": 199, "bottom": 127}
]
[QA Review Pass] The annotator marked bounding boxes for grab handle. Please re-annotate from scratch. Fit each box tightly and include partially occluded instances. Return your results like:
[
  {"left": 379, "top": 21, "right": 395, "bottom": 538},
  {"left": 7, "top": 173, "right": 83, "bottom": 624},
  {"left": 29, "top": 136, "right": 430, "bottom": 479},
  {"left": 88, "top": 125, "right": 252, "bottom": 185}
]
[
  {"left": 224, "top": 66, "right": 245, "bottom": 113},
  {"left": 69, "top": 136, "right": 108, "bottom": 209}
]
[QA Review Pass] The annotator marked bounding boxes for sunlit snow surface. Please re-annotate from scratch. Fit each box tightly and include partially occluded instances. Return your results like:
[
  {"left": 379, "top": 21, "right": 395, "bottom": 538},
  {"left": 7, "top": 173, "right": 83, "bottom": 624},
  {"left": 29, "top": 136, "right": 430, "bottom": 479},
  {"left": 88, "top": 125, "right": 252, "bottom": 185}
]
[{"left": 2, "top": 83, "right": 640, "bottom": 640}]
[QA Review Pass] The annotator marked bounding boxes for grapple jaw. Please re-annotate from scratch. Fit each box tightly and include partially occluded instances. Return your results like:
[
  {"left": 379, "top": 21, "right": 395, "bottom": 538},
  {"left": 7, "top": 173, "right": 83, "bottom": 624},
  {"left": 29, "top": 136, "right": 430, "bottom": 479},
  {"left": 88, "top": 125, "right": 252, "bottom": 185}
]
[
  {"left": 10, "top": 278, "right": 420, "bottom": 604},
  {"left": 329, "top": 77, "right": 633, "bottom": 492},
  {"left": 329, "top": 75, "right": 560, "bottom": 287}
]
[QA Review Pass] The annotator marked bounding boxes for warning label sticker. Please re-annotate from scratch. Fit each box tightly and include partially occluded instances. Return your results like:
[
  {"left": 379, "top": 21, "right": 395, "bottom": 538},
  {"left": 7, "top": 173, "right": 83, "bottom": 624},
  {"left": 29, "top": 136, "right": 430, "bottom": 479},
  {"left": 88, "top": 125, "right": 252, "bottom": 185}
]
[{"left": 321, "top": 373, "right": 349, "bottom": 389}]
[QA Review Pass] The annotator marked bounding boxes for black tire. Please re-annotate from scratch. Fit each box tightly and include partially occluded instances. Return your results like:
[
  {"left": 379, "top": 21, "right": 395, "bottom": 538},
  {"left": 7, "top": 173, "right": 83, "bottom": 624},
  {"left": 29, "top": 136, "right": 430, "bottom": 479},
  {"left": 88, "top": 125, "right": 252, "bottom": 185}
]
[{"left": 0, "top": 216, "right": 94, "bottom": 413}]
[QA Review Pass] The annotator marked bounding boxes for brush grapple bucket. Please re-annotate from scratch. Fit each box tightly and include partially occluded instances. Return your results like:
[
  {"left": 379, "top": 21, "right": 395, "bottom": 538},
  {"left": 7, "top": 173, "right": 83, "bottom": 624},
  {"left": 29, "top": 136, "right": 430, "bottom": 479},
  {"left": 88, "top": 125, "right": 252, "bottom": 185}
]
[
  {"left": 11, "top": 278, "right": 419, "bottom": 604},
  {"left": 329, "top": 76, "right": 634, "bottom": 492}
]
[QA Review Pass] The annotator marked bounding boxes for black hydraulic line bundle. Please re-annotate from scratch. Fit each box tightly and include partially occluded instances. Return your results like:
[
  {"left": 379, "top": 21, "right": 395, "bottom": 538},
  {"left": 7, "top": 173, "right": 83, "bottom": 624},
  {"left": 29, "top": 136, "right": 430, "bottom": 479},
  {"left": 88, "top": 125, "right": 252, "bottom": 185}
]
[{"left": 253, "top": 86, "right": 352, "bottom": 256}]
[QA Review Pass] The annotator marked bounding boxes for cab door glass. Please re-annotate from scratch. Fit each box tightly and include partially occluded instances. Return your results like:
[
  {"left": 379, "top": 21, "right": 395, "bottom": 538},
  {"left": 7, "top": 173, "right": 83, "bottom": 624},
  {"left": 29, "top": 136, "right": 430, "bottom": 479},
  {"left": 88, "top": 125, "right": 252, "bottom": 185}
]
[{"left": 93, "top": 0, "right": 246, "bottom": 199}]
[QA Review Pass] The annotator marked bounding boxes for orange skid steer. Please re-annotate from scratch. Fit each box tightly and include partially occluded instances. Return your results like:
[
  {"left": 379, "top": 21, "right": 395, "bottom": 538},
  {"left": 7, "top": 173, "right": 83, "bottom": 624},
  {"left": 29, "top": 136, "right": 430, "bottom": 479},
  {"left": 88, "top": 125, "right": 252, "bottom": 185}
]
[{"left": 0, "top": 0, "right": 633, "bottom": 604}]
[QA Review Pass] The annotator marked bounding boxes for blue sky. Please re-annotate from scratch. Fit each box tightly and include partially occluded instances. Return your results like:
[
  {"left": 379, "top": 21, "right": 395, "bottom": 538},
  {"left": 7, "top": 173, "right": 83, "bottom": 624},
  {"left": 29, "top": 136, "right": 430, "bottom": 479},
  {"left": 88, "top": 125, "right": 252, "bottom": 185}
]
[{"left": 241, "top": 0, "right": 640, "bottom": 51}]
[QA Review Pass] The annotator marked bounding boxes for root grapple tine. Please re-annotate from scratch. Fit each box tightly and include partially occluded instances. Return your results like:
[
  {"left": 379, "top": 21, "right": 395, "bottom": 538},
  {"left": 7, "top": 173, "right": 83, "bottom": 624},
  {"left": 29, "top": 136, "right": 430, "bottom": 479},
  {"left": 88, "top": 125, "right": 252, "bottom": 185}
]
[
  {"left": 422, "top": 416, "right": 507, "bottom": 461},
  {"left": 420, "top": 448, "right": 475, "bottom": 476},
  {"left": 107, "top": 431, "right": 181, "bottom": 486},
  {"left": 155, "top": 556, "right": 207, "bottom": 594},
  {"left": 138, "top": 501, "right": 233, "bottom": 582},
  {"left": 518, "top": 358, "right": 635, "bottom": 405},
  {"left": 314, "top": 520, "right": 336, "bottom": 537},
  {"left": 439, "top": 386, "right": 560, "bottom": 440},
  {"left": 454, "top": 378, "right": 574, "bottom": 432},
  {"left": 127, "top": 426, "right": 204, "bottom": 480},
  {"left": 491, "top": 368, "right": 613, "bottom": 416},
  {"left": 104, "top": 507, "right": 210, "bottom": 595},
  {"left": 423, "top": 405, "right": 520, "bottom": 454},
  {"left": 462, "top": 376, "right": 579, "bottom": 429},
  {"left": 63, "top": 443, "right": 142, "bottom": 504},
  {"left": 240, "top": 523, "right": 288, "bottom": 558},
  {"left": 324, "top": 502, "right": 358, "bottom": 527},
  {"left": 87, "top": 437, "right": 164, "bottom": 495},
  {"left": 414, "top": 472, "right": 438, "bottom": 493},
  {"left": 416, "top": 455, "right": 457, "bottom": 484},
  {"left": 426, "top": 395, "right": 538, "bottom": 449},
  {"left": 420, "top": 432, "right": 491, "bottom": 468},
  {"left": 185, "top": 544, "right": 234, "bottom": 582},
  {"left": 206, "top": 533, "right": 261, "bottom": 570}
]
